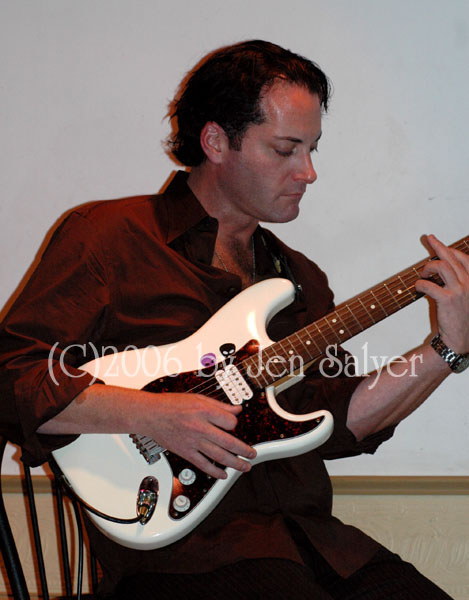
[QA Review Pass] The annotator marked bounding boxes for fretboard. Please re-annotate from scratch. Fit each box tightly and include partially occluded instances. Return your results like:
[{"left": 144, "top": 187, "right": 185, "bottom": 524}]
[{"left": 244, "top": 236, "right": 469, "bottom": 388}]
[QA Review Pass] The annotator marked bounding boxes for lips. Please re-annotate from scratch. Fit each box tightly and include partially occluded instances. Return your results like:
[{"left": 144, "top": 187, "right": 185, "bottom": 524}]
[{"left": 285, "top": 191, "right": 305, "bottom": 200}]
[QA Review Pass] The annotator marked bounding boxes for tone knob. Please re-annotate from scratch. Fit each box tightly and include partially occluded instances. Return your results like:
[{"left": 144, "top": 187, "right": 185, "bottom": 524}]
[
  {"left": 178, "top": 468, "right": 196, "bottom": 485},
  {"left": 173, "top": 495, "right": 191, "bottom": 512}
]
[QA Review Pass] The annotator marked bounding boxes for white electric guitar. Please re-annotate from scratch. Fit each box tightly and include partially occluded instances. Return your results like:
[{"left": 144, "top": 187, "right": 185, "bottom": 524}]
[{"left": 52, "top": 236, "right": 469, "bottom": 551}]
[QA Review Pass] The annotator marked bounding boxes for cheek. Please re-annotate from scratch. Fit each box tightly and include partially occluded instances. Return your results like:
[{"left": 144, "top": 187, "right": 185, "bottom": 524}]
[
  {"left": 232, "top": 150, "right": 289, "bottom": 197},
  {"left": 248, "top": 153, "right": 286, "bottom": 183}
]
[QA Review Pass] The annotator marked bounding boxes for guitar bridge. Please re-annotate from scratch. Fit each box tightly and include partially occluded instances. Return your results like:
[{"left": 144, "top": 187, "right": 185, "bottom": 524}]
[{"left": 130, "top": 434, "right": 165, "bottom": 464}]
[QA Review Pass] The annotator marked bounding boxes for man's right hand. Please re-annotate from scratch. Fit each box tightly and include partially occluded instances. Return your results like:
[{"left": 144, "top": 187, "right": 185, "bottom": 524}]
[{"left": 148, "top": 392, "right": 256, "bottom": 479}]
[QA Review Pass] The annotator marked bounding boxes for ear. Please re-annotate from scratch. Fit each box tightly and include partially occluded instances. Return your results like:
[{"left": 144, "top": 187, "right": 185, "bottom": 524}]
[{"left": 199, "top": 122, "right": 229, "bottom": 164}]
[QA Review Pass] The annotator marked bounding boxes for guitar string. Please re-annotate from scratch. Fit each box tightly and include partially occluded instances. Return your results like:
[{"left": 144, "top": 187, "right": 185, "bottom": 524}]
[
  {"left": 240, "top": 239, "right": 468, "bottom": 372},
  {"left": 176, "top": 270, "right": 421, "bottom": 396},
  {"left": 159, "top": 270, "right": 411, "bottom": 399},
  {"left": 291, "top": 260, "right": 438, "bottom": 339},
  {"left": 252, "top": 239, "right": 468, "bottom": 368},
  {"left": 208, "top": 274, "right": 424, "bottom": 390},
  {"left": 263, "top": 243, "right": 464, "bottom": 362},
  {"left": 155, "top": 239, "right": 469, "bottom": 400},
  {"left": 256, "top": 272, "right": 420, "bottom": 357},
  {"left": 155, "top": 267, "right": 429, "bottom": 396}
]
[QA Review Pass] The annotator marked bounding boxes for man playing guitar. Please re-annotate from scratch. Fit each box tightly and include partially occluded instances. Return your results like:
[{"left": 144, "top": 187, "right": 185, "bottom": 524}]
[{"left": 1, "top": 40, "right": 467, "bottom": 599}]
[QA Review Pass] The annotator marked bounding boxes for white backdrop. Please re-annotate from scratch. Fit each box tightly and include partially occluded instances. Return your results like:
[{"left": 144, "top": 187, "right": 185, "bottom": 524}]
[{"left": 1, "top": 0, "right": 468, "bottom": 475}]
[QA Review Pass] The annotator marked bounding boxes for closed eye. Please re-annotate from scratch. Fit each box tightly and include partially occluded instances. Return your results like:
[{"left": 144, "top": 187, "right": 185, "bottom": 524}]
[
  {"left": 275, "top": 147, "right": 318, "bottom": 157},
  {"left": 275, "top": 149, "right": 294, "bottom": 157}
]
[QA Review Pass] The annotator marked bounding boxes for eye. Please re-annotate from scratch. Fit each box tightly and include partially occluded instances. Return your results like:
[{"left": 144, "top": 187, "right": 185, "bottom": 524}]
[{"left": 275, "top": 149, "right": 294, "bottom": 157}]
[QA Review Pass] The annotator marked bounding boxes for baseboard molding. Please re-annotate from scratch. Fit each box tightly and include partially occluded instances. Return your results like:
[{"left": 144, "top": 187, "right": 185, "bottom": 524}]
[
  {"left": 3, "top": 474, "right": 469, "bottom": 495},
  {"left": 331, "top": 475, "right": 469, "bottom": 495},
  {"left": 2, "top": 473, "right": 53, "bottom": 493}
]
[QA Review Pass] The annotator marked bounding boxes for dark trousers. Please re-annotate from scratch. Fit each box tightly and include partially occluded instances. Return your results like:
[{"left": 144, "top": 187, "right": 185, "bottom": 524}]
[{"left": 113, "top": 546, "right": 453, "bottom": 599}]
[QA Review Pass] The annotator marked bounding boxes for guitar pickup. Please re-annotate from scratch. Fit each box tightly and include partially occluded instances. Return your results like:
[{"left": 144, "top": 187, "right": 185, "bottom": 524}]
[{"left": 215, "top": 364, "right": 253, "bottom": 404}]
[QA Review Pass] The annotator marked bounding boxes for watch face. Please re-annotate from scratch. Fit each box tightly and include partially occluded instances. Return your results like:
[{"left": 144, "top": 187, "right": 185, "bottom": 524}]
[{"left": 453, "top": 355, "right": 469, "bottom": 373}]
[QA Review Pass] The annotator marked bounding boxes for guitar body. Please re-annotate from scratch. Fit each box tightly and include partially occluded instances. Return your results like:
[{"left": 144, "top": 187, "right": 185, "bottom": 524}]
[{"left": 52, "top": 278, "right": 334, "bottom": 550}]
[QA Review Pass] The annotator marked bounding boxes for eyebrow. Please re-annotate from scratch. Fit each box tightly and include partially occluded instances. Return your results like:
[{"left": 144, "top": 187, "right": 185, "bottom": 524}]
[{"left": 274, "top": 131, "right": 322, "bottom": 143}]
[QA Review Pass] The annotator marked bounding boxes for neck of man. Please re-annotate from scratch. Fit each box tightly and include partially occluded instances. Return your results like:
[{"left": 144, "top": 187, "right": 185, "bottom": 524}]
[
  {"left": 187, "top": 166, "right": 258, "bottom": 288},
  {"left": 187, "top": 166, "right": 258, "bottom": 249}
]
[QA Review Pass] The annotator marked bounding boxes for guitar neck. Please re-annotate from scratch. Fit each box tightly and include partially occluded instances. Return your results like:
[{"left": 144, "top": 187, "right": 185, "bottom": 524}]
[{"left": 245, "top": 236, "right": 469, "bottom": 388}]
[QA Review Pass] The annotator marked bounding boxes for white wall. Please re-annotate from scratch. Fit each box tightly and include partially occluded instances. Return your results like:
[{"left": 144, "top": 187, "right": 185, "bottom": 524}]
[{"left": 1, "top": 0, "right": 468, "bottom": 475}]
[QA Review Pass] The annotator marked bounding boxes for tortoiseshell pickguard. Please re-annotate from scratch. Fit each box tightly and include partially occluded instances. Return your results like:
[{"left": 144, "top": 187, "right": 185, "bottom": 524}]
[{"left": 142, "top": 340, "right": 325, "bottom": 520}]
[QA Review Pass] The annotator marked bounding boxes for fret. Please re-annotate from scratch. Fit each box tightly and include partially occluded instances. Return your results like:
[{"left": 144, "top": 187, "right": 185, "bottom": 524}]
[
  {"left": 303, "top": 327, "right": 323, "bottom": 355},
  {"left": 279, "top": 337, "right": 304, "bottom": 366},
  {"left": 334, "top": 307, "right": 353, "bottom": 337},
  {"left": 397, "top": 275, "right": 409, "bottom": 298},
  {"left": 401, "top": 268, "right": 420, "bottom": 290},
  {"left": 357, "top": 297, "right": 376, "bottom": 324},
  {"left": 246, "top": 352, "right": 267, "bottom": 382},
  {"left": 243, "top": 354, "right": 265, "bottom": 387},
  {"left": 369, "top": 289, "right": 388, "bottom": 316},
  {"left": 383, "top": 283, "right": 402, "bottom": 310},
  {"left": 285, "top": 340, "right": 299, "bottom": 358},
  {"left": 323, "top": 315, "right": 344, "bottom": 343},
  {"left": 364, "top": 289, "right": 388, "bottom": 320},
  {"left": 362, "top": 292, "right": 387, "bottom": 319},
  {"left": 313, "top": 321, "right": 331, "bottom": 346},
  {"left": 293, "top": 332, "right": 314, "bottom": 361},
  {"left": 272, "top": 339, "right": 290, "bottom": 361},
  {"left": 401, "top": 273, "right": 419, "bottom": 301},
  {"left": 260, "top": 344, "right": 286, "bottom": 384},
  {"left": 344, "top": 303, "right": 364, "bottom": 333},
  {"left": 268, "top": 355, "right": 292, "bottom": 377},
  {"left": 254, "top": 366, "right": 269, "bottom": 387}
]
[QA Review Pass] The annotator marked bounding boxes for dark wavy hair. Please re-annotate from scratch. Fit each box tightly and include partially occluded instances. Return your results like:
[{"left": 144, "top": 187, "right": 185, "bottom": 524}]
[{"left": 168, "top": 40, "right": 331, "bottom": 167}]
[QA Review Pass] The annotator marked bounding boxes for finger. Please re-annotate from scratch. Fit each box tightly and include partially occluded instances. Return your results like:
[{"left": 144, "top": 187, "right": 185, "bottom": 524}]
[
  {"left": 220, "top": 403, "right": 244, "bottom": 415},
  {"left": 451, "top": 247, "right": 469, "bottom": 272},
  {"left": 199, "top": 438, "right": 253, "bottom": 473},
  {"left": 425, "top": 235, "right": 468, "bottom": 280},
  {"left": 214, "top": 427, "right": 257, "bottom": 459},
  {"left": 419, "top": 259, "right": 459, "bottom": 288},
  {"left": 187, "top": 451, "right": 230, "bottom": 479},
  {"left": 203, "top": 396, "right": 243, "bottom": 414},
  {"left": 426, "top": 234, "right": 450, "bottom": 258},
  {"left": 414, "top": 277, "right": 450, "bottom": 301},
  {"left": 202, "top": 400, "right": 241, "bottom": 431}
]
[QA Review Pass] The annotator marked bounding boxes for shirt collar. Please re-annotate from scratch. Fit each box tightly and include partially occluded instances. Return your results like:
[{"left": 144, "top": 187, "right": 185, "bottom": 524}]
[{"left": 161, "top": 170, "right": 216, "bottom": 244}]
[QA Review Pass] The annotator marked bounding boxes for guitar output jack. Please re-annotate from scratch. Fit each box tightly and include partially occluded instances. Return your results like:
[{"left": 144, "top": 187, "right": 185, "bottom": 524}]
[{"left": 137, "top": 476, "right": 159, "bottom": 525}]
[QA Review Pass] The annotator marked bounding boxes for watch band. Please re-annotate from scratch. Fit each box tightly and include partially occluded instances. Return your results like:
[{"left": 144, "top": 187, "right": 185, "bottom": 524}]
[{"left": 430, "top": 334, "right": 469, "bottom": 373}]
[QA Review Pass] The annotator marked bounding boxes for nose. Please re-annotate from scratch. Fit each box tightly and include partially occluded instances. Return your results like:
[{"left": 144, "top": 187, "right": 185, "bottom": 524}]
[{"left": 294, "top": 154, "right": 317, "bottom": 184}]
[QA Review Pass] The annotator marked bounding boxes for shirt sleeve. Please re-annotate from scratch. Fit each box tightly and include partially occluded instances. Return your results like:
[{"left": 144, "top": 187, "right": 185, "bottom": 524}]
[{"left": 0, "top": 211, "right": 110, "bottom": 465}]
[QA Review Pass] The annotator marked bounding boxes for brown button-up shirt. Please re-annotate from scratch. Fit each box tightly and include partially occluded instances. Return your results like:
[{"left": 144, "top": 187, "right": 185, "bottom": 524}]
[{"left": 0, "top": 171, "right": 393, "bottom": 593}]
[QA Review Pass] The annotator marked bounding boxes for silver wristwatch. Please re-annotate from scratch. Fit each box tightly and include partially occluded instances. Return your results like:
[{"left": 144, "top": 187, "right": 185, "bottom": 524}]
[{"left": 430, "top": 334, "right": 469, "bottom": 373}]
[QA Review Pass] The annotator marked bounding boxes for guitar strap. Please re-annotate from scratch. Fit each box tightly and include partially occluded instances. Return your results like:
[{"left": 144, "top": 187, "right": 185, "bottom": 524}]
[{"left": 259, "top": 230, "right": 304, "bottom": 302}]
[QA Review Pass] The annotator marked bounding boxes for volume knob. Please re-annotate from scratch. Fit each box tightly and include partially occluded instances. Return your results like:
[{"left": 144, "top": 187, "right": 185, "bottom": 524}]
[
  {"left": 173, "top": 495, "right": 191, "bottom": 513},
  {"left": 178, "top": 468, "right": 196, "bottom": 485}
]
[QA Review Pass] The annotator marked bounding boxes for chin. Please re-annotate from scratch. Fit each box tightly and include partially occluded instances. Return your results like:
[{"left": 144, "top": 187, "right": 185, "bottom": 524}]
[
  {"left": 280, "top": 202, "right": 301, "bottom": 222},
  {"left": 261, "top": 197, "right": 301, "bottom": 224},
  {"left": 265, "top": 208, "right": 300, "bottom": 224}
]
